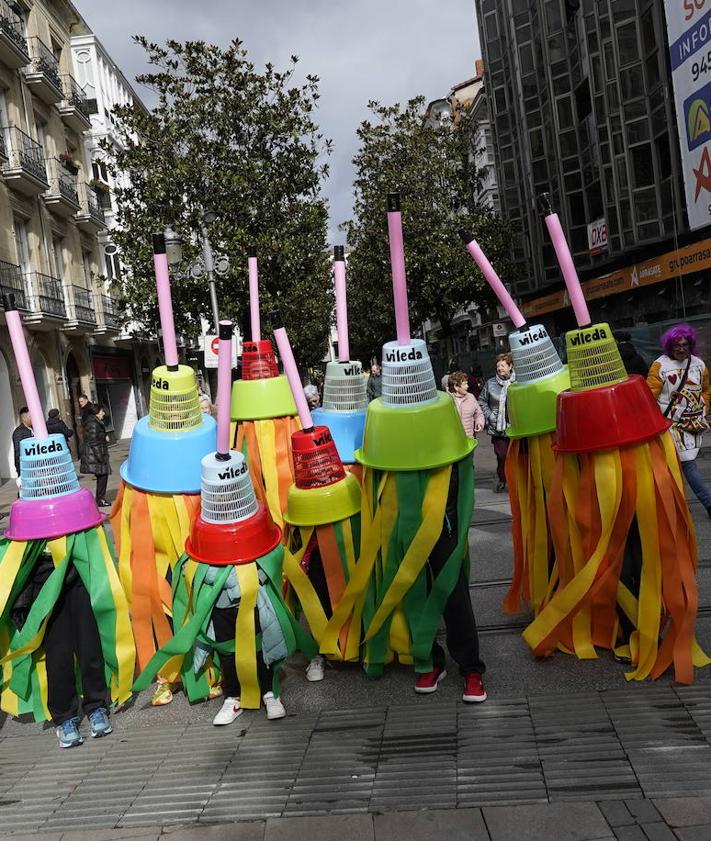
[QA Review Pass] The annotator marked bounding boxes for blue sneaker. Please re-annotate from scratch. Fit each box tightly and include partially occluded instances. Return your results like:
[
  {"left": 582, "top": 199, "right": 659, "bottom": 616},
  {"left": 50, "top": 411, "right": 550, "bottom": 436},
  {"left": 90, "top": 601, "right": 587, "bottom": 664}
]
[
  {"left": 56, "top": 718, "right": 83, "bottom": 749},
  {"left": 88, "top": 707, "right": 113, "bottom": 738}
]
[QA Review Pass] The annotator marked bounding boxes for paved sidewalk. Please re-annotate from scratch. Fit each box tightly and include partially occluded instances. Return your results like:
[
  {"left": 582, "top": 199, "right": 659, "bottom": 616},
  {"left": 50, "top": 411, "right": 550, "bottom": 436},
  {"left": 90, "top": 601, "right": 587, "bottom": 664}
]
[{"left": 2, "top": 683, "right": 711, "bottom": 837}]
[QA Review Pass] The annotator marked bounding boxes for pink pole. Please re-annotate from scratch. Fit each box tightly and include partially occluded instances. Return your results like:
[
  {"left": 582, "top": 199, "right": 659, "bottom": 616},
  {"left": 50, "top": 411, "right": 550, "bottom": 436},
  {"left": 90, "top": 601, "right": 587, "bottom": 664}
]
[
  {"left": 216, "top": 320, "right": 233, "bottom": 457},
  {"left": 273, "top": 326, "right": 313, "bottom": 430},
  {"left": 386, "top": 193, "right": 411, "bottom": 346},
  {"left": 333, "top": 246, "right": 350, "bottom": 362},
  {"left": 460, "top": 232, "right": 526, "bottom": 329},
  {"left": 3, "top": 303, "right": 48, "bottom": 439},
  {"left": 152, "top": 234, "right": 179, "bottom": 369},
  {"left": 248, "top": 246, "right": 260, "bottom": 342},
  {"left": 540, "top": 199, "right": 591, "bottom": 327}
]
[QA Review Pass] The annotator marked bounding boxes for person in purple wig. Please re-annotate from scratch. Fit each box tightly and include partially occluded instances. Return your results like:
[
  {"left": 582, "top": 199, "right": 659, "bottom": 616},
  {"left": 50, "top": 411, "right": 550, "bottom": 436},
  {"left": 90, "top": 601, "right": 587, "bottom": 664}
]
[{"left": 647, "top": 323, "right": 711, "bottom": 517}]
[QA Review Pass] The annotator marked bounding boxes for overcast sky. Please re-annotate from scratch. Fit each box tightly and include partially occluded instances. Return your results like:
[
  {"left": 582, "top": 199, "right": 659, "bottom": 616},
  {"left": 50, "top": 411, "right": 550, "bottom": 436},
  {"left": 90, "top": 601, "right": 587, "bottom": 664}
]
[{"left": 73, "top": 1, "right": 481, "bottom": 242}]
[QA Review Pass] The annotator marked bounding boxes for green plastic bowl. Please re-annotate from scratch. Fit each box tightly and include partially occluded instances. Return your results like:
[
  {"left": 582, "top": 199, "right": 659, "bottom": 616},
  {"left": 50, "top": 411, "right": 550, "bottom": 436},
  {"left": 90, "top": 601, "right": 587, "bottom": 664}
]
[
  {"left": 284, "top": 472, "right": 361, "bottom": 526},
  {"left": 507, "top": 367, "right": 571, "bottom": 439},
  {"left": 231, "top": 375, "right": 297, "bottom": 421},
  {"left": 355, "top": 393, "right": 476, "bottom": 471}
]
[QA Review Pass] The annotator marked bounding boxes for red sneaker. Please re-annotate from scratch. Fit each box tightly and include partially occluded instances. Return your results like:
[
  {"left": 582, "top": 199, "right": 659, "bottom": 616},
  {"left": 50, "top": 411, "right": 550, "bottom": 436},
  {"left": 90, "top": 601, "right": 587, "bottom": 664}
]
[
  {"left": 414, "top": 667, "right": 447, "bottom": 694},
  {"left": 462, "top": 672, "right": 487, "bottom": 703}
]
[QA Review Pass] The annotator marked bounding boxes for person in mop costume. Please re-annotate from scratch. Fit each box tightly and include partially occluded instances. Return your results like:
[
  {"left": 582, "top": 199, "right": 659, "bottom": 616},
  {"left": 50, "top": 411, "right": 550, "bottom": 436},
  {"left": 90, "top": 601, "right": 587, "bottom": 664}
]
[
  {"left": 0, "top": 295, "right": 134, "bottom": 747},
  {"left": 274, "top": 318, "right": 361, "bottom": 681},
  {"left": 461, "top": 232, "right": 570, "bottom": 618},
  {"left": 523, "top": 195, "right": 709, "bottom": 683},
  {"left": 232, "top": 246, "right": 300, "bottom": 529},
  {"left": 134, "top": 321, "right": 316, "bottom": 721},
  {"left": 110, "top": 234, "right": 217, "bottom": 706},
  {"left": 321, "top": 193, "right": 486, "bottom": 702},
  {"left": 312, "top": 246, "right": 368, "bottom": 479}
]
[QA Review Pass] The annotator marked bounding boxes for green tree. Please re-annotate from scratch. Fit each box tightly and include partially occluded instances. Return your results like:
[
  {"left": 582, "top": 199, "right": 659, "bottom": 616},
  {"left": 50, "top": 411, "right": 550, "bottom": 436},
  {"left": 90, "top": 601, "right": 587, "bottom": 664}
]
[
  {"left": 343, "top": 97, "right": 517, "bottom": 363},
  {"left": 105, "top": 38, "right": 333, "bottom": 366}
]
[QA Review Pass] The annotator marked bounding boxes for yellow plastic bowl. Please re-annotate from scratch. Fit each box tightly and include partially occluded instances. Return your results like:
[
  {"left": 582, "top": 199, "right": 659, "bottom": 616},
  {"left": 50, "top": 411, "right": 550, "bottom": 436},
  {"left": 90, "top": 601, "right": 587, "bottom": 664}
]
[{"left": 284, "top": 471, "right": 361, "bottom": 526}]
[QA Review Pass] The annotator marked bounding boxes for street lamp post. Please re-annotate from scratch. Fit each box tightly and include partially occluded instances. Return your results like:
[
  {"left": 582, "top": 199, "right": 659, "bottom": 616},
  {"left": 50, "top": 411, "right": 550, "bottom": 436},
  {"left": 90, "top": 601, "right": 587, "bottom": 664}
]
[{"left": 163, "top": 212, "right": 230, "bottom": 336}]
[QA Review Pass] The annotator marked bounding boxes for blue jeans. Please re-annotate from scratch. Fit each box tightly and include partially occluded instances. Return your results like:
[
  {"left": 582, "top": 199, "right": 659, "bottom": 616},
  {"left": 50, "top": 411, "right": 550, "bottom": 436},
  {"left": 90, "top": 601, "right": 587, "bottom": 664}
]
[{"left": 681, "top": 458, "right": 711, "bottom": 508}]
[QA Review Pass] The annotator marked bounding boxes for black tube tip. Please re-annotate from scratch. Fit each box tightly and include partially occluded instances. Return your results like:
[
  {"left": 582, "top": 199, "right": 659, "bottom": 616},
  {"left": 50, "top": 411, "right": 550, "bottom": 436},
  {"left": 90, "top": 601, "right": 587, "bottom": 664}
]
[
  {"left": 248, "top": 245, "right": 257, "bottom": 258},
  {"left": 2, "top": 293, "right": 16, "bottom": 312},
  {"left": 387, "top": 192, "right": 400, "bottom": 212},
  {"left": 167, "top": 363, "right": 179, "bottom": 372},
  {"left": 219, "top": 320, "right": 233, "bottom": 340},
  {"left": 333, "top": 245, "right": 345, "bottom": 261},
  {"left": 153, "top": 233, "right": 166, "bottom": 254},
  {"left": 215, "top": 451, "right": 231, "bottom": 462},
  {"left": 537, "top": 193, "right": 553, "bottom": 215},
  {"left": 458, "top": 229, "right": 474, "bottom": 245}
]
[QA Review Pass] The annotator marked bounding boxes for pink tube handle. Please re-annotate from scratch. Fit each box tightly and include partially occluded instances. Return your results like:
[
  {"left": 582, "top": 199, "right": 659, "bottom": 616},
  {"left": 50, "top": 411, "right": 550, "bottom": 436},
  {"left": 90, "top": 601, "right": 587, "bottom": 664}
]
[
  {"left": 152, "top": 234, "right": 179, "bottom": 368},
  {"left": 273, "top": 326, "right": 313, "bottom": 430},
  {"left": 248, "top": 248, "right": 260, "bottom": 342},
  {"left": 333, "top": 247, "right": 350, "bottom": 362},
  {"left": 216, "top": 321, "right": 233, "bottom": 456},
  {"left": 544, "top": 213, "right": 591, "bottom": 327},
  {"left": 462, "top": 235, "right": 526, "bottom": 329},
  {"left": 4, "top": 308, "right": 48, "bottom": 439},
  {"left": 386, "top": 193, "right": 411, "bottom": 346}
]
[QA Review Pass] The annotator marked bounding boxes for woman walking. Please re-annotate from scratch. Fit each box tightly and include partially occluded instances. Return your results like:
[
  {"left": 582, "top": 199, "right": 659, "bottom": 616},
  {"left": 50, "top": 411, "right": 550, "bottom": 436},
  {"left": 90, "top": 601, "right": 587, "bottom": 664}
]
[
  {"left": 647, "top": 324, "right": 711, "bottom": 517},
  {"left": 80, "top": 405, "right": 111, "bottom": 507},
  {"left": 478, "top": 353, "right": 515, "bottom": 493},
  {"left": 448, "top": 371, "right": 485, "bottom": 437}
]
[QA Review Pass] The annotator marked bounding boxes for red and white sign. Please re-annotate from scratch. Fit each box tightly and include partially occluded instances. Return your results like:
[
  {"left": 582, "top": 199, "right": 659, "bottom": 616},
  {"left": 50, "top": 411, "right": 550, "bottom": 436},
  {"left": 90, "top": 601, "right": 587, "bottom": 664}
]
[
  {"left": 202, "top": 333, "right": 239, "bottom": 369},
  {"left": 587, "top": 218, "right": 608, "bottom": 256}
]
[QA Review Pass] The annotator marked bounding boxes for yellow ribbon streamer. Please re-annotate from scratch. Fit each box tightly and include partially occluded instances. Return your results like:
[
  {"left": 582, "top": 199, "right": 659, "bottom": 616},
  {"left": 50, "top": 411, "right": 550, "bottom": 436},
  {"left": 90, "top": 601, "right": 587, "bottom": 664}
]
[{"left": 234, "top": 563, "right": 260, "bottom": 709}]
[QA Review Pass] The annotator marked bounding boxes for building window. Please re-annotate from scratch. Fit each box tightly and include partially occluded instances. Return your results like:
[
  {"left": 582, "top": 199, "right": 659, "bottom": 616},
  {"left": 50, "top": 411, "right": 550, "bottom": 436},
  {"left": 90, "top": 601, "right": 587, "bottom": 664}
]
[
  {"left": 631, "top": 144, "right": 654, "bottom": 188},
  {"left": 92, "top": 159, "right": 109, "bottom": 184},
  {"left": 104, "top": 243, "right": 121, "bottom": 283}
]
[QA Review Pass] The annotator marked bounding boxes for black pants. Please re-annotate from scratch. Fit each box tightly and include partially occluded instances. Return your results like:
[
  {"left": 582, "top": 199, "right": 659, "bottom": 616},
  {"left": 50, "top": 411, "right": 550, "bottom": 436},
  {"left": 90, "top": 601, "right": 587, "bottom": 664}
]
[
  {"left": 428, "top": 497, "right": 485, "bottom": 676},
  {"left": 95, "top": 474, "right": 108, "bottom": 502},
  {"left": 45, "top": 574, "right": 108, "bottom": 726},
  {"left": 307, "top": 544, "right": 333, "bottom": 620},
  {"left": 212, "top": 605, "right": 273, "bottom": 696},
  {"left": 618, "top": 517, "right": 643, "bottom": 642}
]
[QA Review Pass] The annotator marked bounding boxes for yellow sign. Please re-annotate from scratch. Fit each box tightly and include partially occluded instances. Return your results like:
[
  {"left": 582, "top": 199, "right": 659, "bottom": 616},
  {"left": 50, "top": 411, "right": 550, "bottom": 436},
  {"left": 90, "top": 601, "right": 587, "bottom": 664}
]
[{"left": 522, "top": 237, "right": 711, "bottom": 318}]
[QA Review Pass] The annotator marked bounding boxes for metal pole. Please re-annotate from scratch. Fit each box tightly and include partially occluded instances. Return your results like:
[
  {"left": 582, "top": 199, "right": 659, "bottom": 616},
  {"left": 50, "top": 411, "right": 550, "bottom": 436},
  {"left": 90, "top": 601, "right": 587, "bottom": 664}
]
[{"left": 201, "top": 223, "right": 220, "bottom": 333}]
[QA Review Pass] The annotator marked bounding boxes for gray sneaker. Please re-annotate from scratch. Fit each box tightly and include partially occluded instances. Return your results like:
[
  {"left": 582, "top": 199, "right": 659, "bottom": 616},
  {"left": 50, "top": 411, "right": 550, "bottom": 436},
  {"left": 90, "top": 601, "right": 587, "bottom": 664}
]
[{"left": 88, "top": 707, "right": 113, "bottom": 738}]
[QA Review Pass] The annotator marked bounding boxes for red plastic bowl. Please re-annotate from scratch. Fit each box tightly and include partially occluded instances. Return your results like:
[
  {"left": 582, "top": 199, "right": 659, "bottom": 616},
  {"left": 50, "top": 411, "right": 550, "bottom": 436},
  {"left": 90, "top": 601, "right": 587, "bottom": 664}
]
[
  {"left": 555, "top": 375, "right": 670, "bottom": 453},
  {"left": 292, "top": 426, "right": 346, "bottom": 489},
  {"left": 185, "top": 502, "right": 282, "bottom": 565},
  {"left": 242, "top": 339, "right": 279, "bottom": 380}
]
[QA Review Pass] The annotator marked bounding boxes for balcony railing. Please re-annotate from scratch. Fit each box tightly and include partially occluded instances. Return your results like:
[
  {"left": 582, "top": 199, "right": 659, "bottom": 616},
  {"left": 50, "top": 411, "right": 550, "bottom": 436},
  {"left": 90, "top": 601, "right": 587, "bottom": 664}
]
[
  {"left": 27, "top": 37, "right": 61, "bottom": 92},
  {"left": 0, "top": 0, "right": 28, "bottom": 58},
  {"left": 60, "top": 74, "right": 90, "bottom": 119},
  {"left": 26, "top": 272, "right": 65, "bottom": 318},
  {"left": 72, "top": 284, "right": 95, "bottom": 324},
  {"left": 47, "top": 156, "right": 79, "bottom": 205},
  {"left": 100, "top": 293, "right": 120, "bottom": 329},
  {"left": 86, "top": 185, "right": 105, "bottom": 223},
  {"left": 0, "top": 259, "right": 26, "bottom": 309},
  {"left": 2, "top": 126, "right": 47, "bottom": 182}
]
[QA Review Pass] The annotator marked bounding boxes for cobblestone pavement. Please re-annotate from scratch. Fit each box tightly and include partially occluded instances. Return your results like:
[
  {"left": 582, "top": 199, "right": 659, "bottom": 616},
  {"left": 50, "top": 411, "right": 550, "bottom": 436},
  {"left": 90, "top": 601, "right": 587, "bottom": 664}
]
[{"left": 4, "top": 443, "right": 711, "bottom": 839}]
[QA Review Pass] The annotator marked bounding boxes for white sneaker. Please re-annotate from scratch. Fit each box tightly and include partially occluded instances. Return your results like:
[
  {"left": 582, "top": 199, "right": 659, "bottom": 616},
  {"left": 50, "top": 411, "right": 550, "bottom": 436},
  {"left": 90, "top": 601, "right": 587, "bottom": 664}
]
[
  {"left": 305, "top": 654, "right": 325, "bottom": 682},
  {"left": 263, "top": 691, "right": 286, "bottom": 720},
  {"left": 212, "top": 697, "right": 243, "bottom": 726}
]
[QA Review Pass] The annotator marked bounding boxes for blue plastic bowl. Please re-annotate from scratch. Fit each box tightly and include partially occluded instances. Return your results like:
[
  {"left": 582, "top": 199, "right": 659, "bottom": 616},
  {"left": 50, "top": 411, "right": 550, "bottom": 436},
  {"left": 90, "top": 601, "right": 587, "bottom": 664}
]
[
  {"left": 311, "top": 408, "right": 366, "bottom": 465},
  {"left": 120, "top": 414, "right": 217, "bottom": 494}
]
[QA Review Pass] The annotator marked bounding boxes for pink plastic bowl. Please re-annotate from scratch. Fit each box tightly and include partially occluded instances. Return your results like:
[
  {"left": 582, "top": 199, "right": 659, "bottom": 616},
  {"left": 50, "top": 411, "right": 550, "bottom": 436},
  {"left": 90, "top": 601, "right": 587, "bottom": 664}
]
[{"left": 4, "top": 487, "right": 104, "bottom": 541}]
